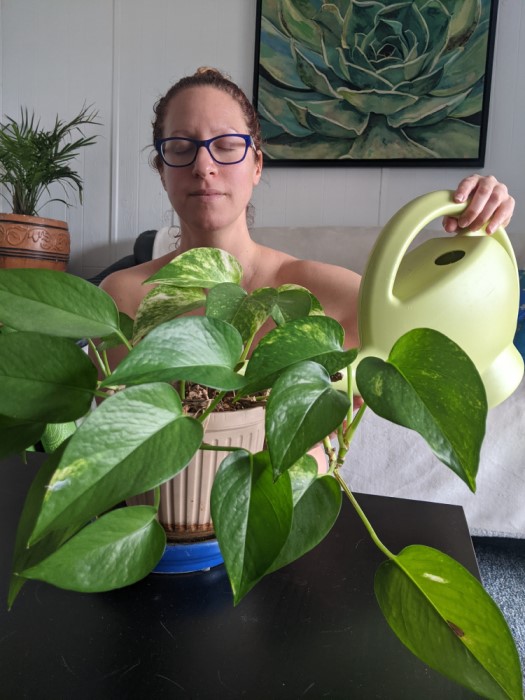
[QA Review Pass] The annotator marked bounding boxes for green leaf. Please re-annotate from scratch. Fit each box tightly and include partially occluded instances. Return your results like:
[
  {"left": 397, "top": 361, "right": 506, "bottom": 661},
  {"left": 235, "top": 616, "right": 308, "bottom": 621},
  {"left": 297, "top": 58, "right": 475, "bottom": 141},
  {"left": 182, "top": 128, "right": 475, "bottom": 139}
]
[
  {"left": 208, "top": 286, "right": 277, "bottom": 344},
  {"left": 40, "top": 421, "right": 77, "bottom": 452},
  {"left": 266, "top": 361, "right": 350, "bottom": 476},
  {"left": 97, "top": 312, "right": 134, "bottom": 351},
  {"left": 375, "top": 545, "right": 523, "bottom": 700},
  {"left": 0, "top": 415, "right": 44, "bottom": 458},
  {"left": 145, "top": 247, "right": 243, "bottom": 287},
  {"left": 29, "top": 383, "right": 203, "bottom": 543},
  {"left": 206, "top": 282, "right": 248, "bottom": 322},
  {"left": 243, "top": 316, "right": 357, "bottom": 395},
  {"left": 21, "top": 506, "right": 166, "bottom": 592},
  {"left": 103, "top": 316, "right": 246, "bottom": 391},
  {"left": 8, "top": 445, "right": 79, "bottom": 608},
  {"left": 266, "top": 455, "right": 342, "bottom": 573},
  {"left": 0, "top": 332, "right": 97, "bottom": 422},
  {"left": 211, "top": 450, "right": 293, "bottom": 604},
  {"left": 272, "top": 284, "right": 321, "bottom": 325},
  {"left": 0, "top": 269, "right": 121, "bottom": 338},
  {"left": 132, "top": 285, "right": 206, "bottom": 343},
  {"left": 356, "top": 328, "right": 487, "bottom": 490}
]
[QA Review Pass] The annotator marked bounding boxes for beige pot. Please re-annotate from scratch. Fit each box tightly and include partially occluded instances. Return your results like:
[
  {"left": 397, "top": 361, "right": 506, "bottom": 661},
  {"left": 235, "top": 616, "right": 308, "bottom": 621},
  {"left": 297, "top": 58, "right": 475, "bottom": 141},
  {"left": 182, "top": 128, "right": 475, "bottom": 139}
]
[
  {"left": 128, "top": 405, "right": 266, "bottom": 542},
  {"left": 0, "top": 213, "right": 70, "bottom": 270}
]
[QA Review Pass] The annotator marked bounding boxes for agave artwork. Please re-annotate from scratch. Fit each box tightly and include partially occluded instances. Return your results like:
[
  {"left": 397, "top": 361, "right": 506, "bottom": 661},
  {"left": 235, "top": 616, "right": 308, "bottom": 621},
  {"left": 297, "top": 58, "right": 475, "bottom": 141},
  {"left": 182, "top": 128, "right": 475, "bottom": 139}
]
[{"left": 255, "top": 0, "right": 495, "bottom": 161}]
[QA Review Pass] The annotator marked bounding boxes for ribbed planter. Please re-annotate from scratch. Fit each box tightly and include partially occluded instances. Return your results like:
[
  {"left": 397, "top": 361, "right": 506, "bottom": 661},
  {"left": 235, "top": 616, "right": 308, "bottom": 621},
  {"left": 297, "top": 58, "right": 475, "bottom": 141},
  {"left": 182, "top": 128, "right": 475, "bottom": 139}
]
[
  {"left": 128, "top": 405, "right": 266, "bottom": 543},
  {"left": 0, "top": 213, "right": 70, "bottom": 270}
]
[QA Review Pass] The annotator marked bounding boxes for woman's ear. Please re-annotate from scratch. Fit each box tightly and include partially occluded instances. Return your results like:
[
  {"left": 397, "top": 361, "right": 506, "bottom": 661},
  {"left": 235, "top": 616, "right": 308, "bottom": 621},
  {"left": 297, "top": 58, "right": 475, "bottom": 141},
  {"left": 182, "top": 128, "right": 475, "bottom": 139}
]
[
  {"left": 159, "top": 166, "right": 167, "bottom": 191},
  {"left": 253, "top": 150, "right": 263, "bottom": 185}
]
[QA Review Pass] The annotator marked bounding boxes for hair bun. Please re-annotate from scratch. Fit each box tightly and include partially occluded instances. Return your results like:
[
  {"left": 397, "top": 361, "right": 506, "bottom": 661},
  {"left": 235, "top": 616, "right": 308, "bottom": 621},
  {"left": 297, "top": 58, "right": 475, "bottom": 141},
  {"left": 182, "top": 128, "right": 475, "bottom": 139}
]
[{"left": 194, "top": 66, "right": 231, "bottom": 81}]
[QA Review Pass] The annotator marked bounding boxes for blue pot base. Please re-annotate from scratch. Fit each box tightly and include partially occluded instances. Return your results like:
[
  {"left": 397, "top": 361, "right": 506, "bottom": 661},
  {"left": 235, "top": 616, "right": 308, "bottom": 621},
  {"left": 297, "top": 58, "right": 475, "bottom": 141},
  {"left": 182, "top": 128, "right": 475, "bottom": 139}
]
[{"left": 153, "top": 538, "right": 224, "bottom": 574}]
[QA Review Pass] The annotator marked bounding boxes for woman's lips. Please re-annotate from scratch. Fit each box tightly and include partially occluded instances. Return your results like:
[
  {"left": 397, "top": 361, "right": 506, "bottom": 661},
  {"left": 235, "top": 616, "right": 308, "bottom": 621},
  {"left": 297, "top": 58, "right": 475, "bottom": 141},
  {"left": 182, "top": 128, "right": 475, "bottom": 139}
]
[{"left": 190, "top": 189, "right": 224, "bottom": 198}]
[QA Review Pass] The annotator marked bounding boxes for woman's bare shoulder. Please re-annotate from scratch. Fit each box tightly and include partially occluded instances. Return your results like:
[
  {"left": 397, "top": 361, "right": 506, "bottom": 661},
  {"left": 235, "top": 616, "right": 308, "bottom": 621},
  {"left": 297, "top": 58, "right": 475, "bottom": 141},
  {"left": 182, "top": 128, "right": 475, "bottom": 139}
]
[
  {"left": 278, "top": 256, "right": 361, "bottom": 291},
  {"left": 277, "top": 257, "right": 361, "bottom": 347},
  {"left": 100, "top": 251, "right": 176, "bottom": 317}
]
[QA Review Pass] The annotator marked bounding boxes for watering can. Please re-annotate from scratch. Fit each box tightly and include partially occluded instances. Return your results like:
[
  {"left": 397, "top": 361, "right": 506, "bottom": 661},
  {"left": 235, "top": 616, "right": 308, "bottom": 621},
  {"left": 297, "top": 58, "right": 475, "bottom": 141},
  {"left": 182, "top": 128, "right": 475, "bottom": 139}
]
[{"left": 354, "top": 190, "right": 524, "bottom": 408}]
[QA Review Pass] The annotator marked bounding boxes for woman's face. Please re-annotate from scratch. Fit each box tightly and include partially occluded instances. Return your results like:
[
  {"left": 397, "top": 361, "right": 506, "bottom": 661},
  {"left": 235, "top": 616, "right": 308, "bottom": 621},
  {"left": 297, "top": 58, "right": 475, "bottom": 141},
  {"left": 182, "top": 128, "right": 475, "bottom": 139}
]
[{"left": 159, "top": 86, "right": 262, "bottom": 234}]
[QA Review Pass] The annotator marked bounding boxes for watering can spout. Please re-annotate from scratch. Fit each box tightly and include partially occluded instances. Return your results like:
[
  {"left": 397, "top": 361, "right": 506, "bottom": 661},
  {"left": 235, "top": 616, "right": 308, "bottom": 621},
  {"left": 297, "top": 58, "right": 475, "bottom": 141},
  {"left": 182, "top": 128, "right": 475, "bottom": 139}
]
[{"left": 352, "top": 190, "right": 524, "bottom": 408}]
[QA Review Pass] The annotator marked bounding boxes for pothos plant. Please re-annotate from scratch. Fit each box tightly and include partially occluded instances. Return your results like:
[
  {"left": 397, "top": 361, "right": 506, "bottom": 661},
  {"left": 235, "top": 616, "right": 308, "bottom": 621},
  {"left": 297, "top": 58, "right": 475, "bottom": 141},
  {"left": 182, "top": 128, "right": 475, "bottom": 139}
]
[{"left": 0, "top": 247, "right": 522, "bottom": 699}]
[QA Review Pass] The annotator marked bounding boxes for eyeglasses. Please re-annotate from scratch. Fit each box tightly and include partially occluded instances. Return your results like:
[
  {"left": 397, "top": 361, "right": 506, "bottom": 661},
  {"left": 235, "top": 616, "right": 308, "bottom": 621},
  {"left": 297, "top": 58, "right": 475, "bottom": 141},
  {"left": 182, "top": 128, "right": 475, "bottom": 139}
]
[{"left": 155, "top": 133, "right": 256, "bottom": 168}]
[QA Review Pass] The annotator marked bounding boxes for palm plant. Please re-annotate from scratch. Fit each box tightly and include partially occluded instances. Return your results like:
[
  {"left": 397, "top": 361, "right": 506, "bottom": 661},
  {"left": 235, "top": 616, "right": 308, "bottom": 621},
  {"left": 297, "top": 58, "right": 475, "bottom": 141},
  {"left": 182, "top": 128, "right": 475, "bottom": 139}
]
[{"left": 0, "top": 104, "right": 100, "bottom": 216}]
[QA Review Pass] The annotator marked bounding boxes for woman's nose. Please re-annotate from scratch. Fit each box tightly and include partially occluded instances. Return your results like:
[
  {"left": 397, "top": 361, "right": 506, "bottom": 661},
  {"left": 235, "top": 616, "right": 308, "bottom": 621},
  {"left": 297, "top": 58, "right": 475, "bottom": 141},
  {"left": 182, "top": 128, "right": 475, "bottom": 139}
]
[{"left": 192, "top": 146, "right": 217, "bottom": 177}]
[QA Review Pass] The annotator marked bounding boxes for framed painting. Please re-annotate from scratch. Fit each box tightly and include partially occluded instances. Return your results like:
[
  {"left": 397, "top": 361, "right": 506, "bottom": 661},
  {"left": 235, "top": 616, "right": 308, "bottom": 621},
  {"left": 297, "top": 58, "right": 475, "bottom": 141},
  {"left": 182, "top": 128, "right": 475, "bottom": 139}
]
[{"left": 253, "top": 0, "right": 499, "bottom": 167}]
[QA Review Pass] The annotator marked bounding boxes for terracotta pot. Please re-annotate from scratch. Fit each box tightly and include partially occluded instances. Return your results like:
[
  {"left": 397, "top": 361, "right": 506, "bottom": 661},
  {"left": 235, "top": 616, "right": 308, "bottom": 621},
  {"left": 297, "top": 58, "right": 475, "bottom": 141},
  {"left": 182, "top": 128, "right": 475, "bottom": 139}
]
[
  {"left": 128, "top": 406, "right": 266, "bottom": 542},
  {"left": 0, "top": 213, "right": 70, "bottom": 270}
]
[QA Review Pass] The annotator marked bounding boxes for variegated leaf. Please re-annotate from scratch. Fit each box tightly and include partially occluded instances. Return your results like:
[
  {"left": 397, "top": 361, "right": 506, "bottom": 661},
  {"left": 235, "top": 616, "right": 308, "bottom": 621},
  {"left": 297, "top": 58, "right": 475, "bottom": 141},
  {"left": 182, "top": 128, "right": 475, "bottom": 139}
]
[
  {"left": 133, "top": 284, "right": 205, "bottom": 342},
  {"left": 145, "top": 247, "right": 243, "bottom": 288}
]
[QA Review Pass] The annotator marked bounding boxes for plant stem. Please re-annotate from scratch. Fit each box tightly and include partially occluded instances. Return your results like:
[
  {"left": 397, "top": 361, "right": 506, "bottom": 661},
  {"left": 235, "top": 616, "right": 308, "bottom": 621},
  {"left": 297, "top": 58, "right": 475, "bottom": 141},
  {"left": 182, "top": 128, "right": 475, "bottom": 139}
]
[
  {"left": 345, "top": 364, "right": 354, "bottom": 428},
  {"left": 87, "top": 338, "right": 107, "bottom": 377},
  {"left": 153, "top": 487, "right": 160, "bottom": 511},
  {"left": 199, "top": 392, "right": 227, "bottom": 422},
  {"left": 334, "top": 469, "right": 396, "bottom": 561},
  {"left": 199, "top": 442, "right": 247, "bottom": 452},
  {"left": 344, "top": 402, "right": 367, "bottom": 444},
  {"left": 240, "top": 332, "right": 256, "bottom": 362},
  {"left": 117, "top": 331, "right": 133, "bottom": 353}
]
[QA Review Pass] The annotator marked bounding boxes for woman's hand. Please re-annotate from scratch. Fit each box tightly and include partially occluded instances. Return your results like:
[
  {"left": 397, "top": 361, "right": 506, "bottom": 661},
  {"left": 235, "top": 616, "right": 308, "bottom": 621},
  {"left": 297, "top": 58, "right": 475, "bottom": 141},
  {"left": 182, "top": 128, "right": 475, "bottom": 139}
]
[{"left": 443, "top": 174, "right": 515, "bottom": 234}]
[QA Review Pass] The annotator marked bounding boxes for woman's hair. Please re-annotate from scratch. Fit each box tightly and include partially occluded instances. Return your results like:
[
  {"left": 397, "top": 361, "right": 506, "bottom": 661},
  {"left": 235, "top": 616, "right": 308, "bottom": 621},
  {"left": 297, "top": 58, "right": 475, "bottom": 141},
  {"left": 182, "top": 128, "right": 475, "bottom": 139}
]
[{"left": 151, "top": 66, "right": 262, "bottom": 172}]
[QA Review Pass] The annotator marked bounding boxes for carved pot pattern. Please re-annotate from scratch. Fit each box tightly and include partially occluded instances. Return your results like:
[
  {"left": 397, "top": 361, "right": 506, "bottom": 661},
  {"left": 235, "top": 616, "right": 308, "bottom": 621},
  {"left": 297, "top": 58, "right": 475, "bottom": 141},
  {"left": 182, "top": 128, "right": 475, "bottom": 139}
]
[{"left": 0, "top": 214, "right": 70, "bottom": 270}]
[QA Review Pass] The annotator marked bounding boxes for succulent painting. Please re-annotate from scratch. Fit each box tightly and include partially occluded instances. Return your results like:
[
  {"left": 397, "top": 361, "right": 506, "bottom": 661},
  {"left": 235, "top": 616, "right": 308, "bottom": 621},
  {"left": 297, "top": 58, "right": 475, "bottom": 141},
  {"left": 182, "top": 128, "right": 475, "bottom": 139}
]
[{"left": 255, "top": 0, "right": 495, "bottom": 162}]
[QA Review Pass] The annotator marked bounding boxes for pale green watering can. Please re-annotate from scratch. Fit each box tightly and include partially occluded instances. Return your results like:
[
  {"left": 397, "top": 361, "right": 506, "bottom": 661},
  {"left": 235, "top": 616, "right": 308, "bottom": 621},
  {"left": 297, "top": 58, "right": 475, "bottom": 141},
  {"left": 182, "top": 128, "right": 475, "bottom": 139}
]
[{"left": 355, "top": 190, "right": 524, "bottom": 408}]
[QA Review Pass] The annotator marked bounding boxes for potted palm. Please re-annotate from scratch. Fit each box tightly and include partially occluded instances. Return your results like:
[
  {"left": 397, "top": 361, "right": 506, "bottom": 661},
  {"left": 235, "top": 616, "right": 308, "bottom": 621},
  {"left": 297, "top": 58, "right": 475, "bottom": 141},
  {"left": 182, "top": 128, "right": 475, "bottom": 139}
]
[
  {"left": 0, "top": 242, "right": 522, "bottom": 698},
  {"left": 0, "top": 104, "right": 100, "bottom": 270}
]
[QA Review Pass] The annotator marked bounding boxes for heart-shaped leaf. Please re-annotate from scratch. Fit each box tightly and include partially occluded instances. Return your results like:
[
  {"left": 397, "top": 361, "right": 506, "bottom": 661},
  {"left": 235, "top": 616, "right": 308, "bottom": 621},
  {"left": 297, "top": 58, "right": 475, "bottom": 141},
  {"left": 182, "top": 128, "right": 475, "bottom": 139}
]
[
  {"left": 0, "top": 332, "right": 97, "bottom": 422},
  {"left": 146, "top": 247, "right": 243, "bottom": 287},
  {"left": 375, "top": 545, "right": 523, "bottom": 700},
  {"left": 273, "top": 284, "right": 323, "bottom": 325},
  {"left": 207, "top": 285, "right": 277, "bottom": 343},
  {"left": 206, "top": 282, "right": 247, "bottom": 322},
  {"left": 29, "top": 383, "right": 203, "bottom": 543},
  {"left": 8, "top": 445, "right": 79, "bottom": 608},
  {"left": 243, "top": 316, "right": 357, "bottom": 394},
  {"left": 0, "top": 268, "right": 121, "bottom": 338},
  {"left": 21, "top": 506, "right": 166, "bottom": 592},
  {"left": 102, "top": 316, "right": 246, "bottom": 390},
  {"left": 211, "top": 450, "right": 293, "bottom": 604},
  {"left": 356, "top": 328, "right": 487, "bottom": 490},
  {"left": 266, "top": 360, "right": 350, "bottom": 476},
  {"left": 266, "top": 455, "right": 342, "bottom": 572}
]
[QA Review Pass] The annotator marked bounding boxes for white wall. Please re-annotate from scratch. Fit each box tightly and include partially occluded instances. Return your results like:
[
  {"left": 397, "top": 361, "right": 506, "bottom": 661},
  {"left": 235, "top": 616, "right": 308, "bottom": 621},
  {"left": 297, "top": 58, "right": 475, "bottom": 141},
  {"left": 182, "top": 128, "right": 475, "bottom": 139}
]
[{"left": 1, "top": 0, "right": 524, "bottom": 278}]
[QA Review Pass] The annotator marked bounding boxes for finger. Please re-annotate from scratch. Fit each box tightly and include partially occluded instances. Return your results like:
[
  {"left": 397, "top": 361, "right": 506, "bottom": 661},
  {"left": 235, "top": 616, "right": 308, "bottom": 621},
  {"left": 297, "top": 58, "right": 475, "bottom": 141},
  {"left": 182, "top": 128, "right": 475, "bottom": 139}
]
[
  {"left": 442, "top": 215, "right": 459, "bottom": 233},
  {"left": 457, "top": 176, "right": 506, "bottom": 230},
  {"left": 453, "top": 173, "right": 482, "bottom": 203},
  {"left": 486, "top": 196, "right": 515, "bottom": 233}
]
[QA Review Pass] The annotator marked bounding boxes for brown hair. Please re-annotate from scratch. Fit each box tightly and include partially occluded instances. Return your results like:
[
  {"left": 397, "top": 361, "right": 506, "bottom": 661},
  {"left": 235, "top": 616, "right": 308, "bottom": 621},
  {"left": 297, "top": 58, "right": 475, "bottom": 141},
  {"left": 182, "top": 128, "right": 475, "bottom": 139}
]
[{"left": 151, "top": 66, "right": 261, "bottom": 172}]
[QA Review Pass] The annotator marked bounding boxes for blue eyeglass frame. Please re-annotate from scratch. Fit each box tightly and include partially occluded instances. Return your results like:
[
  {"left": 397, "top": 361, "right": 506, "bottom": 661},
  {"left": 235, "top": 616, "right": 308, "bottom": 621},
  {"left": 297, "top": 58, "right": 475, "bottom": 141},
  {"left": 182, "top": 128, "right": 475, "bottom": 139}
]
[{"left": 155, "top": 133, "right": 255, "bottom": 167}]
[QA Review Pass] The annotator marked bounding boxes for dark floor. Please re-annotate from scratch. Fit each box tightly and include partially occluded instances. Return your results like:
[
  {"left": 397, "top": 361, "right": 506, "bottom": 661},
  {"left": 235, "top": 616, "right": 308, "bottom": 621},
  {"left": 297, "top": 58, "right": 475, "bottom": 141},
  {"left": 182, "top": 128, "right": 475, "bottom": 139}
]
[{"left": 472, "top": 536, "right": 525, "bottom": 679}]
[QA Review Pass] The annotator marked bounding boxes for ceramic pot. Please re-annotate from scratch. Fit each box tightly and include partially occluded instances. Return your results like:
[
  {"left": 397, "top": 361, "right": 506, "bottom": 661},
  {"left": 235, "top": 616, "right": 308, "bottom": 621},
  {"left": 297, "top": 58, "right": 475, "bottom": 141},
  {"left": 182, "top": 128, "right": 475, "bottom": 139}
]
[
  {"left": 0, "top": 213, "right": 70, "bottom": 270},
  {"left": 128, "top": 405, "right": 266, "bottom": 542}
]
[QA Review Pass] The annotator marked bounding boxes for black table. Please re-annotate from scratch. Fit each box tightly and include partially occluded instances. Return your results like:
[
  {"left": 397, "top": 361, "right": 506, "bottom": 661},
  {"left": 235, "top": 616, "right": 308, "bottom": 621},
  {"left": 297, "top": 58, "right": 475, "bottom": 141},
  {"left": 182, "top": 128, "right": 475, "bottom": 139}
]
[{"left": 1, "top": 453, "right": 482, "bottom": 699}]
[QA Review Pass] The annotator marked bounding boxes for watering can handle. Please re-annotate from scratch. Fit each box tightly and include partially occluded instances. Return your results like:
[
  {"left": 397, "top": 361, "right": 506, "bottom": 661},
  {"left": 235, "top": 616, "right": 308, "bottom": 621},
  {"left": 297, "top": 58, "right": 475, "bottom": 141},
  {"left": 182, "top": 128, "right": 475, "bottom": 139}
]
[{"left": 360, "top": 189, "right": 518, "bottom": 307}]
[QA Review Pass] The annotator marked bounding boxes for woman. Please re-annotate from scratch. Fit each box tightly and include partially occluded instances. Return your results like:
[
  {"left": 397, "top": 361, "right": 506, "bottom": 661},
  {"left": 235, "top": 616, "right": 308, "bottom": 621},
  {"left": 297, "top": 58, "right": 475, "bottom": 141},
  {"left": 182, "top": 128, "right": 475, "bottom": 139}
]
[
  {"left": 100, "top": 67, "right": 516, "bottom": 471},
  {"left": 102, "top": 66, "right": 515, "bottom": 361}
]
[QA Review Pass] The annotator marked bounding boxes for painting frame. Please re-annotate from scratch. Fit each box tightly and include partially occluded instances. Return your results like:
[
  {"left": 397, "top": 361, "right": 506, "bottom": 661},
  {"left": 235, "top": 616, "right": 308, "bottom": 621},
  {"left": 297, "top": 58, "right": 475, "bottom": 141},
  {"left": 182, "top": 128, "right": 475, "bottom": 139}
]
[{"left": 252, "top": 0, "right": 499, "bottom": 167}]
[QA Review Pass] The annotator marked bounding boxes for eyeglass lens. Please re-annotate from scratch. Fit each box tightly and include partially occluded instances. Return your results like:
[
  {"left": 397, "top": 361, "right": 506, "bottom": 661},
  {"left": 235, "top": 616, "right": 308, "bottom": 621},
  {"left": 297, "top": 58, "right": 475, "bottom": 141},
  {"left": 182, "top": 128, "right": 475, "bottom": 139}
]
[{"left": 161, "top": 135, "right": 250, "bottom": 166}]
